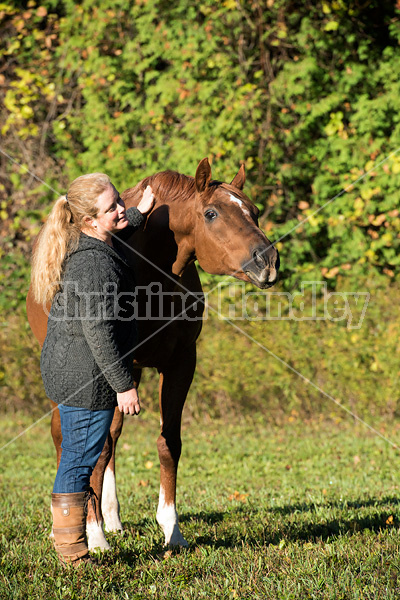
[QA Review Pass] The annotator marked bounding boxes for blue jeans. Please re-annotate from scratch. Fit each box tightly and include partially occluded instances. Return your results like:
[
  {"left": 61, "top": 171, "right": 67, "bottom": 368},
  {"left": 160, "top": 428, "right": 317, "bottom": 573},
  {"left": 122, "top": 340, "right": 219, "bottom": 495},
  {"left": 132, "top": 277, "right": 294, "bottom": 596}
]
[{"left": 53, "top": 404, "right": 114, "bottom": 493}]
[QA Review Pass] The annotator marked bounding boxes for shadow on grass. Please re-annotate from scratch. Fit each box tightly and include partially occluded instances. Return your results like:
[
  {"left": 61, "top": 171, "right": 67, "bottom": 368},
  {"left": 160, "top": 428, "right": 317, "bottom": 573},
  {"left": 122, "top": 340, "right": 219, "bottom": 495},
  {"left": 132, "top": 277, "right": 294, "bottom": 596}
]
[
  {"left": 110, "top": 496, "right": 399, "bottom": 564},
  {"left": 177, "top": 495, "right": 400, "bottom": 550},
  {"left": 268, "top": 495, "right": 400, "bottom": 515}
]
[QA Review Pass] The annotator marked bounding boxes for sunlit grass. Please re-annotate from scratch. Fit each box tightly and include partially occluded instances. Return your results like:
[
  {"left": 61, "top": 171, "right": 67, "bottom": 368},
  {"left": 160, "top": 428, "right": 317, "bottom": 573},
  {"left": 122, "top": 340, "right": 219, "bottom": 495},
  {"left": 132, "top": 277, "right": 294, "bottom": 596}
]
[{"left": 0, "top": 411, "right": 399, "bottom": 599}]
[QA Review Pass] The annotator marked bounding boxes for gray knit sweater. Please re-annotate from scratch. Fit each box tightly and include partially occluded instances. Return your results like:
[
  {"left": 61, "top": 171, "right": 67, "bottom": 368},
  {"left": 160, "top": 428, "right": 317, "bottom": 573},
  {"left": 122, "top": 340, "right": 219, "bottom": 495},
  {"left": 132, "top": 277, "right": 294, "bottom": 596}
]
[{"left": 40, "top": 207, "right": 145, "bottom": 410}]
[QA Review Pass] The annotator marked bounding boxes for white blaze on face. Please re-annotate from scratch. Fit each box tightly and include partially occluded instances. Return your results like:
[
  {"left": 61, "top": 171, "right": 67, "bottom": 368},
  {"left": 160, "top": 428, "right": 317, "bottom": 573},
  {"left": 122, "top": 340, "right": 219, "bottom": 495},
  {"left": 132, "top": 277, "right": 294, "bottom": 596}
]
[
  {"left": 156, "top": 485, "right": 188, "bottom": 547},
  {"left": 102, "top": 466, "right": 123, "bottom": 533},
  {"left": 229, "top": 193, "right": 251, "bottom": 217}
]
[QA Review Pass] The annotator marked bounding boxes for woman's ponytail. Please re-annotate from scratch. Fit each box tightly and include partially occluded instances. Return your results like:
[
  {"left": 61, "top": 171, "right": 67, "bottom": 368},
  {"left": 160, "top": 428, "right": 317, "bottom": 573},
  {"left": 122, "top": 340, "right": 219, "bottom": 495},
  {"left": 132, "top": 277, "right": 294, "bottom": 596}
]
[
  {"left": 30, "top": 172, "right": 111, "bottom": 305},
  {"left": 30, "top": 195, "right": 79, "bottom": 304}
]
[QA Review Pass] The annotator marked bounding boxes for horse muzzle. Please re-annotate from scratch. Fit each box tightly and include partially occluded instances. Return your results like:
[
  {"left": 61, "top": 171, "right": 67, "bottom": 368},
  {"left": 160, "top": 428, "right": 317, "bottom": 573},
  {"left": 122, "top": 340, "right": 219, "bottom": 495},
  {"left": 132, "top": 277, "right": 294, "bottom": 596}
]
[{"left": 243, "top": 245, "right": 279, "bottom": 289}]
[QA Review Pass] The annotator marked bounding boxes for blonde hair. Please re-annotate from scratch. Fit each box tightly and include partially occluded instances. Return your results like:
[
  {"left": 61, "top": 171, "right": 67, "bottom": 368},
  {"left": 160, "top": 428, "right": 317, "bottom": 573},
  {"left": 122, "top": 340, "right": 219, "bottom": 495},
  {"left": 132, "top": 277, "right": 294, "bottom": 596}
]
[{"left": 31, "top": 173, "right": 111, "bottom": 304}]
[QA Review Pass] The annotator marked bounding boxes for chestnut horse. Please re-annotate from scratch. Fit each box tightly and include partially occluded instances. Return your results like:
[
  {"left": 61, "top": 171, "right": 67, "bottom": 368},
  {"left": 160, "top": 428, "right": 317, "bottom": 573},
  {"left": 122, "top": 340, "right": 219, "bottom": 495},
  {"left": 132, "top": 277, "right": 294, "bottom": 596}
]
[{"left": 26, "top": 158, "right": 279, "bottom": 550}]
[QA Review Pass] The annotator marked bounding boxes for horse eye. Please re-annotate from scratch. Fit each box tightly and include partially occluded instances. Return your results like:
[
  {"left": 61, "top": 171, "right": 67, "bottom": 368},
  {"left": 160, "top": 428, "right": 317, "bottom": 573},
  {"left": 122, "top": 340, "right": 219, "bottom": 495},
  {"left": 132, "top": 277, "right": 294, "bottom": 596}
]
[{"left": 204, "top": 209, "right": 217, "bottom": 222}]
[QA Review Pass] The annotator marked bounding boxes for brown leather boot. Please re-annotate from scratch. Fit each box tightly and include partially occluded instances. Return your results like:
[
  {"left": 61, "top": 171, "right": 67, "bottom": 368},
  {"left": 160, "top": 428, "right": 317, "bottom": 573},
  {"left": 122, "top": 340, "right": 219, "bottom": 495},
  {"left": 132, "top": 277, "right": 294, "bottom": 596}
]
[{"left": 51, "top": 491, "right": 95, "bottom": 566}]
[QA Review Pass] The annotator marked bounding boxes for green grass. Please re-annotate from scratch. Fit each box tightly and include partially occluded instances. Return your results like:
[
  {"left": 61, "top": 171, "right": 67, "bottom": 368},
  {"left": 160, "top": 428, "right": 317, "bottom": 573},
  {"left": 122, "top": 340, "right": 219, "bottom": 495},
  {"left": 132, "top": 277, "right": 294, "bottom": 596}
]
[{"left": 0, "top": 411, "right": 399, "bottom": 599}]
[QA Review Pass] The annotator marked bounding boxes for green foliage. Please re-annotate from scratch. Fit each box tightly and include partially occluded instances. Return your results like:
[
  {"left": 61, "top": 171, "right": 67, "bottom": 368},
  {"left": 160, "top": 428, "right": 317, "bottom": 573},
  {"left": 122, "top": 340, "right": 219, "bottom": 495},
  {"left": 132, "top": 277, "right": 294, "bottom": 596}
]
[
  {"left": 266, "top": 3, "right": 400, "bottom": 285},
  {"left": 1, "top": 1, "right": 400, "bottom": 305}
]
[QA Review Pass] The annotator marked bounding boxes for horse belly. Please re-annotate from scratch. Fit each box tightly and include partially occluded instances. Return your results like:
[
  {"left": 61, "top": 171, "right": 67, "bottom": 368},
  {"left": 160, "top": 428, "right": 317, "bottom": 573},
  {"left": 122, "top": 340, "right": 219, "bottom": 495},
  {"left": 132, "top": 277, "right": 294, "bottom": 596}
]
[{"left": 134, "top": 319, "right": 201, "bottom": 369}]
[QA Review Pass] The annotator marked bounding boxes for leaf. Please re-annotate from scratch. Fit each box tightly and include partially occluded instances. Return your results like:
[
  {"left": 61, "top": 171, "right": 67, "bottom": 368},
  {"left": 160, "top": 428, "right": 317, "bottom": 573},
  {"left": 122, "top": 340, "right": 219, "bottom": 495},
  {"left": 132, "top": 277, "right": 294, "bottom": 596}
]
[
  {"left": 325, "top": 21, "right": 339, "bottom": 32},
  {"left": 228, "top": 490, "right": 248, "bottom": 502},
  {"left": 298, "top": 201, "right": 310, "bottom": 210},
  {"left": 386, "top": 515, "right": 394, "bottom": 525}
]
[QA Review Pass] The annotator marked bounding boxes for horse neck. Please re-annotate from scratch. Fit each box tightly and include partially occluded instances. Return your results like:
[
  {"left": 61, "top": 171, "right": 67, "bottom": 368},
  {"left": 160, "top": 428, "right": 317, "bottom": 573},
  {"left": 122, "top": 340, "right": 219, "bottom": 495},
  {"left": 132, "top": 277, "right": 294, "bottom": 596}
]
[{"left": 128, "top": 171, "right": 198, "bottom": 280}]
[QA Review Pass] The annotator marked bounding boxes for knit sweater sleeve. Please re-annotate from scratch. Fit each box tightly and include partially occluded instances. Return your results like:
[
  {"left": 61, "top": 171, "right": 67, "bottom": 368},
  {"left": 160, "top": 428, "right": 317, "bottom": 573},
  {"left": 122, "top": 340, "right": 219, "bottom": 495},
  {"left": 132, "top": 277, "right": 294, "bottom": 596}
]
[
  {"left": 115, "top": 207, "right": 145, "bottom": 242},
  {"left": 74, "top": 252, "right": 135, "bottom": 393},
  {"left": 126, "top": 206, "right": 146, "bottom": 228}
]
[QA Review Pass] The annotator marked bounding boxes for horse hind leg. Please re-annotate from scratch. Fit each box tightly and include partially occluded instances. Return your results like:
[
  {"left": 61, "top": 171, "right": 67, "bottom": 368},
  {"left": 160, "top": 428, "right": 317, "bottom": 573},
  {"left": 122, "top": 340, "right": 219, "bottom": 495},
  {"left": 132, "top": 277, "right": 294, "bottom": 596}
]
[
  {"left": 156, "top": 345, "right": 196, "bottom": 547},
  {"left": 89, "top": 368, "right": 141, "bottom": 547},
  {"left": 101, "top": 368, "right": 142, "bottom": 533},
  {"left": 102, "top": 411, "right": 124, "bottom": 533},
  {"left": 50, "top": 402, "right": 62, "bottom": 540},
  {"left": 85, "top": 406, "right": 126, "bottom": 551},
  {"left": 86, "top": 427, "right": 113, "bottom": 551}
]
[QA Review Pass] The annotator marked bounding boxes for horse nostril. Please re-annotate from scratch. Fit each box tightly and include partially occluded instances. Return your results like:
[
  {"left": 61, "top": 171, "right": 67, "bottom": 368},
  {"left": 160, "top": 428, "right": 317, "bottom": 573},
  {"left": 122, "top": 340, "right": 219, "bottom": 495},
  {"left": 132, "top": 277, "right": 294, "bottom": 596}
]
[{"left": 253, "top": 249, "right": 266, "bottom": 269}]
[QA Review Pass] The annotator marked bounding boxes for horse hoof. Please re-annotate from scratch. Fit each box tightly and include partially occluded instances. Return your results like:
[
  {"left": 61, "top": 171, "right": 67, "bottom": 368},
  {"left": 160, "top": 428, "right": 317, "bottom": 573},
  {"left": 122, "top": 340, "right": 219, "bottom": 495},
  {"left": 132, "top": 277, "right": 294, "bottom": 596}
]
[
  {"left": 166, "top": 533, "right": 189, "bottom": 548},
  {"left": 86, "top": 522, "right": 111, "bottom": 552},
  {"left": 104, "top": 524, "right": 124, "bottom": 534},
  {"left": 88, "top": 539, "right": 111, "bottom": 552},
  {"left": 104, "top": 517, "right": 124, "bottom": 534}
]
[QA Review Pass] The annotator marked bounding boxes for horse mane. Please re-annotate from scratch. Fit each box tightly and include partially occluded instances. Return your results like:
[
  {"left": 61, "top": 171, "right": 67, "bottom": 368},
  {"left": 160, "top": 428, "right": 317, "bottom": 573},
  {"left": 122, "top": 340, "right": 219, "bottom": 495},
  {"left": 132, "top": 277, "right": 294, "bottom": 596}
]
[
  {"left": 122, "top": 169, "right": 250, "bottom": 208},
  {"left": 123, "top": 170, "right": 197, "bottom": 206},
  {"left": 149, "top": 171, "right": 197, "bottom": 201}
]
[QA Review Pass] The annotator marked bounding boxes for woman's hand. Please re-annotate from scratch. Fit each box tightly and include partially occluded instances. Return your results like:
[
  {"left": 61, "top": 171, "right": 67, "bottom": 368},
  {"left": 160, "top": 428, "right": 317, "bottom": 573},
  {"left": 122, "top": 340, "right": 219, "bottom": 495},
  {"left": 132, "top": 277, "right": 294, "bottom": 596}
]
[
  {"left": 137, "top": 185, "right": 155, "bottom": 215},
  {"left": 117, "top": 387, "right": 141, "bottom": 415}
]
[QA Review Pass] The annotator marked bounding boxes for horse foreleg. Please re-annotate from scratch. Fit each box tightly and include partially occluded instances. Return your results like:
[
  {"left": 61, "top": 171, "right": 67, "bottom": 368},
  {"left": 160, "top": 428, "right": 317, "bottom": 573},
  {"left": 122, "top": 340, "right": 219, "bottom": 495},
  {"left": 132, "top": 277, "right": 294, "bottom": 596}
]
[{"left": 156, "top": 345, "right": 196, "bottom": 547}]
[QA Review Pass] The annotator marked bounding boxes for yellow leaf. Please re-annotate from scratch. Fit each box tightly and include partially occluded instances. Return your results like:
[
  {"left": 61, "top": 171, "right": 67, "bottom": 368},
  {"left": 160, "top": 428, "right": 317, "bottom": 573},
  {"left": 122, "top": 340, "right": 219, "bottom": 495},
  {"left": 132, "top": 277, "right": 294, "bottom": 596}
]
[
  {"left": 392, "top": 161, "right": 400, "bottom": 174},
  {"left": 361, "top": 188, "right": 374, "bottom": 201},
  {"left": 228, "top": 490, "right": 248, "bottom": 502},
  {"left": 382, "top": 233, "right": 392, "bottom": 246},
  {"left": 386, "top": 515, "right": 394, "bottom": 525},
  {"left": 145, "top": 461, "right": 154, "bottom": 469},
  {"left": 325, "top": 266, "right": 339, "bottom": 279},
  {"left": 308, "top": 215, "right": 319, "bottom": 227},
  {"left": 364, "top": 160, "right": 375, "bottom": 172},
  {"left": 354, "top": 197, "right": 364, "bottom": 211}
]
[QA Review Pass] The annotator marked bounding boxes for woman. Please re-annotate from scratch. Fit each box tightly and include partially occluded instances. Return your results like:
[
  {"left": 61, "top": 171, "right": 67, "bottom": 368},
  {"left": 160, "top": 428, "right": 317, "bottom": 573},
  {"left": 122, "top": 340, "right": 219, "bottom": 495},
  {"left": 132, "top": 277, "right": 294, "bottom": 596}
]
[{"left": 30, "top": 172, "right": 154, "bottom": 566}]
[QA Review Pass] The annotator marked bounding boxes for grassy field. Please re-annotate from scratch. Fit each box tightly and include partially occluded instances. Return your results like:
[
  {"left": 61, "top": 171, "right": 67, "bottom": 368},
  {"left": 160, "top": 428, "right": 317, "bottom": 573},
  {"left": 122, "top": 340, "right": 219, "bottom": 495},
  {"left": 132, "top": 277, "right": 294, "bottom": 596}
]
[{"left": 0, "top": 409, "right": 399, "bottom": 599}]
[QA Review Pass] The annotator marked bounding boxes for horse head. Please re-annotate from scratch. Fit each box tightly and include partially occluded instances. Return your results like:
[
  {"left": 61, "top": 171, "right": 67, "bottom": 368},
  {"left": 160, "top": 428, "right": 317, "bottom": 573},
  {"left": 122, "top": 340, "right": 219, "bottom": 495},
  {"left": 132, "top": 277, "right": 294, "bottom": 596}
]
[{"left": 192, "top": 158, "right": 279, "bottom": 289}]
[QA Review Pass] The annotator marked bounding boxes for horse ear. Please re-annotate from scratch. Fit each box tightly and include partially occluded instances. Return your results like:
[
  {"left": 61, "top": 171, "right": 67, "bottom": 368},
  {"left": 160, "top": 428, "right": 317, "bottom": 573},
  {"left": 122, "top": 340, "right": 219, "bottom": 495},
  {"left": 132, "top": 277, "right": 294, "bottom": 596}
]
[
  {"left": 195, "top": 158, "right": 212, "bottom": 193},
  {"left": 231, "top": 163, "right": 246, "bottom": 190}
]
